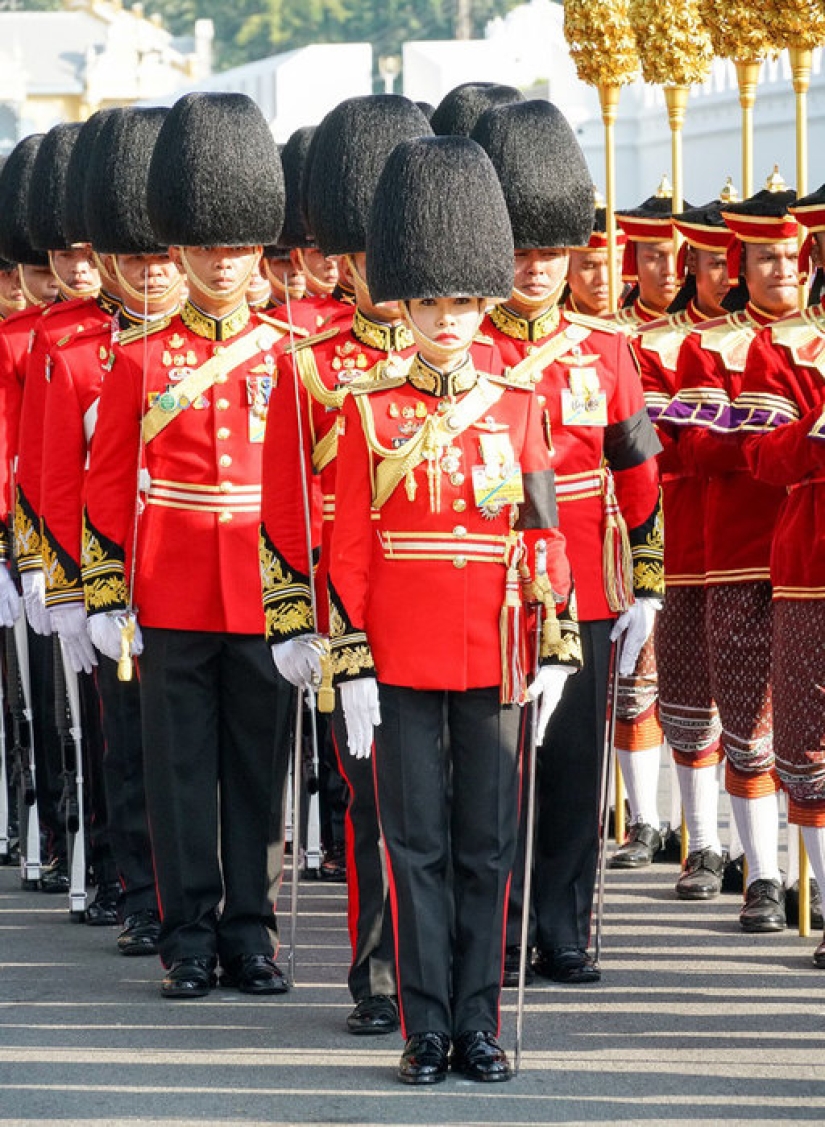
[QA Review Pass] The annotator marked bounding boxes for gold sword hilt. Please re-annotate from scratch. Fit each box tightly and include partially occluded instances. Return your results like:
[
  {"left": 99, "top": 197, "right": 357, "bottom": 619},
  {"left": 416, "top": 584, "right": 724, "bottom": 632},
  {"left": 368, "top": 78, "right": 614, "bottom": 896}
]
[{"left": 117, "top": 613, "right": 136, "bottom": 682}]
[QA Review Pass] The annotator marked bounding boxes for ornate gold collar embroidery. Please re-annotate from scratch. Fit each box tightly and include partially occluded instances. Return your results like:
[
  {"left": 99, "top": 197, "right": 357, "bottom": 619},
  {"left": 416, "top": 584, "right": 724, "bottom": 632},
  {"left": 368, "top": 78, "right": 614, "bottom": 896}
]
[
  {"left": 490, "top": 302, "right": 561, "bottom": 342},
  {"left": 97, "top": 290, "right": 122, "bottom": 317},
  {"left": 181, "top": 300, "right": 251, "bottom": 341},
  {"left": 352, "top": 308, "right": 413, "bottom": 354},
  {"left": 407, "top": 354, "right": 478, "bottom": 397}
]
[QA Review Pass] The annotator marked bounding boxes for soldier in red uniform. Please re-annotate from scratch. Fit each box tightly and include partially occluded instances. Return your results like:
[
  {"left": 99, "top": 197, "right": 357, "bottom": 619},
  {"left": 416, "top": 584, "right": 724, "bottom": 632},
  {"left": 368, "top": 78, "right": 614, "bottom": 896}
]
[
  {"left": 261, "top": 95, "right": 431, "bottom": 1037},
  {"left": 82, "top": 92, "right": 293, "bottom": 998},
  {"left": 614, "top": 181, "right": 682, "bottom": 329},
  {"left": 662, "top": 175, "right": 800, "bottom": 931},
  {"left": 564, "top": 192, "right": 625, "bottom": 319},
  {"left": 633, "top": 194, "right": 739, "bottom": 897},
  {"left": 734, "top": 185, "right": 825, "bottom": 958},
  {"left": 329, "top": 133, "right": 577, "bottom": 1084},
  {"left": 472, "top": 100, "right": 662, "bottom": 981}
]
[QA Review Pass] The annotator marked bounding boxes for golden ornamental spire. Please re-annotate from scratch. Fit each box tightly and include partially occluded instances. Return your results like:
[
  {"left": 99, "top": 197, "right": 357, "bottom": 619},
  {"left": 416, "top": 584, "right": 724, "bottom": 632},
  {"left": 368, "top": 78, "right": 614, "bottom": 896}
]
[
  {"left": 765, "top": 165, "right": 787, "bottom": 192},
  {"left": 655, "top": 175, "right": 673, "bottom": 200},
  {"left": 719, "top": 176, "right": 740, "bottom": 204}
]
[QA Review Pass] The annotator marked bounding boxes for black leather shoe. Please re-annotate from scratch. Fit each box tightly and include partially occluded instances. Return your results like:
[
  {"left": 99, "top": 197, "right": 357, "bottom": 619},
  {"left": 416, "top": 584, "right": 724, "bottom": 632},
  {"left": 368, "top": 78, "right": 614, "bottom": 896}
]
[
  {"left": 533, "top": 946, "right": 601, "bottom": 984},
  {"left": 451, "top": 1031, "right": 512, "bottom": 1083},
  {"left": 722, "top": 852, "right": 746, "bottom": 893},
  {"left": 740, "top": 878, "right": 786, "bottom": 933},
  {"left": 502, "top": 945, "right": 534, "bottom": 988},
  {"left": 785, "top": 880, "right": 824, "bottom": 930},
  {"left": 85, "top": 881, "right": 120, "bottom": 926},
  {"left": 161, "top": 957, "right": 217, "bottom": 998},
  {"left": 813, "top": 936, "right": 825, "bottom": 969},
  {"left": 117, "top": 909, "right": 160, "bottom": 956},
  {"left": 220, "top": 953, "right": 289, "bottom": 995},
  {"left": 609, "top": 822, "right": 662, "bottom": 869},
  {"left": 39, "top": 856, "right": 69, "bottom": 894},
  {"left": 319, "top": 843, "right": 346, "bottom": 883},
  {"left": 397, "top": 1032, "right": 450, "bottom": 1085},
  {"left": 676, "top": 848, "right": 725, "bottom": 900},
  {"left": 346, "top": 994, "right": 399, "bottom": 1035}
]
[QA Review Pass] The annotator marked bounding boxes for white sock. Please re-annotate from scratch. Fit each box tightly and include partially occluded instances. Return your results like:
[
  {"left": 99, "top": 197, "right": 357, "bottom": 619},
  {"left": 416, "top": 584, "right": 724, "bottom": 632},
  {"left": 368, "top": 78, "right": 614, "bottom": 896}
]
[
  {"left": 786, "top": 811, "right": 800, "bottom": 885},
  {"left": 800, "top": 826, "right": 825, "bottom": 900},
  {"left": 617, "top": 745, "right": 661, "bottom": 827},
  {"left": 668, "top": 750, "right": 682, "bottom": 831},
  {"left": 725, "top": 791, "right": 744, "bottom": 860},
  {"left": 730, "top": 793, "right": 781, "bottom": 885},
  {"left": 676, "top": 762, "right": 722, "bottom": 854}
]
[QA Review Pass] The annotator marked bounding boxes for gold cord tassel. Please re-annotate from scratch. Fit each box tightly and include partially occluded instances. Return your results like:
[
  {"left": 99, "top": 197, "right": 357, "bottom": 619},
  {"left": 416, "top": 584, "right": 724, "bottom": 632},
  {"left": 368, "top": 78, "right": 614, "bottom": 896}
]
[
  {"left": 500, "top": 535, "right": 529, "bottom": 705},
  {"left": 602, "top": 468, "right": 634, "bottom": 613}
]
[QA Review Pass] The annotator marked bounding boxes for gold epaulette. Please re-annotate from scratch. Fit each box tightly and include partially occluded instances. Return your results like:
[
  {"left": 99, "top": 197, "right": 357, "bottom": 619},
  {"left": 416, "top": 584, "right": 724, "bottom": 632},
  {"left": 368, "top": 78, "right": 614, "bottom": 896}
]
[
  {"left": 55, "top": 321, "right": 109, "bottom": 350},
  {"left": 770, "top": 307, "right": 825, "bottom": 373},
  {"left": 349, "top": 354, "right": 411, "bottom": 394},
  {"left": 696, "top": 312, "right": 755, "bottom": 372},
  {"left": 284, "top": 325, "right": 340, "bottom": 354},
  {"left": 256, "top": 311, "right": 308, "bottom": 338},
  {"left": 119, "top": 317, "right": 173, "bottom": 347},
  {"left": 637, "top": 310, "right": 696, "bottom": 371},
  {"left": 565, "top": 309, "right": 621, "bottom": 335},
  {"left": 472, "top": 330, "right": 494, "bottom": 345}
]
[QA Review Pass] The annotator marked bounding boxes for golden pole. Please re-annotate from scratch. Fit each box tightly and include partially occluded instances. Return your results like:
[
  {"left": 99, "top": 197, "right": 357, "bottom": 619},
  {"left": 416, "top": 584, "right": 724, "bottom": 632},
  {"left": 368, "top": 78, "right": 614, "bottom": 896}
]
[
  {"left": 664, "top": 85, "right": 689, "bottom": 264},
  {"left": 599, "top": 82, "right": 621, "bottom": 313},
  {"left": 734, "top": 60, "right": 761, "bottom": 198}
]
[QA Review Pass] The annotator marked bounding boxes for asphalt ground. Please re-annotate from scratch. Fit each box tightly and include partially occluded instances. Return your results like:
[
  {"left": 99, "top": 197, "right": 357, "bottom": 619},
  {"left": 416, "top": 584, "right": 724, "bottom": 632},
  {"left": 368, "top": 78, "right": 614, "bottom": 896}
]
[{"left": 1, "top": 787, "right": 824, "bottom": 1126}]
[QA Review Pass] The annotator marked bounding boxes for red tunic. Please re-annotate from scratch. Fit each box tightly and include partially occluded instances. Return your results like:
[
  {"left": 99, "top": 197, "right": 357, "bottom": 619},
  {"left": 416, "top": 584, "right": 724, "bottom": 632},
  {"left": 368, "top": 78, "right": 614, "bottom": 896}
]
[
  {"left": 328, "top": 353, "right": 576, "bottom": 691},
  {"left": 484, "top": 304, "right": 662, "bottom": 621},
  {"left": 662, "top": 304, "right": 786, "bottom": 585},
  {"left": 82, "top": 302, "right": 289, "bottom": 635}
]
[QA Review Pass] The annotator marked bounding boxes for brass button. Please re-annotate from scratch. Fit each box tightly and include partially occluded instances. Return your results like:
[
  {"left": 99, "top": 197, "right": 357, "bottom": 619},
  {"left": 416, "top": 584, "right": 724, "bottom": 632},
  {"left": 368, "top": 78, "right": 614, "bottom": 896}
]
[
  {"left": 450, "top": 472, "right": 465, "bottom": 487},
  {"left": 452, "top": 556, "right": 467, "bottom": 569},
  {"left": 452, "top": 499, "right": 467, "bottom": 513},
  {"left": 537, "top": 394, "right": 547, "bottom": 407},
  {"left": 216, "top": 398, "right": 230, "bottom": 411},
  {"left": 218, "top": 510, "right": 232, "bottom": 524},
  {"left": 217, "top": 427, "right": 230, "bottom": 440},
  {"left": 453, "top": 525, "right": 467, "bottom": 538},
  {"left": 219, "top": 454, "right": 232, "bottom": 468},
  {"left": 219, "top": 481, "right": 234, "bottom": 493}
]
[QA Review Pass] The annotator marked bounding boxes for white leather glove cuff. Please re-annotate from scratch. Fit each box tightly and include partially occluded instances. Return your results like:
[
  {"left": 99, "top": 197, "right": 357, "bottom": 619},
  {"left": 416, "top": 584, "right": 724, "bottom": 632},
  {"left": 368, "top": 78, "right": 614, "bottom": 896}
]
[
  {"left": 528, "top": 665, "right": 574, "bottom": 743},
  {"left": 339, "top": 676, "right": 381, "bottom": 759},
  {"left": 21, "top": 571, "right": 51, "bottom": 636},
  {"left": 0, "top": 565, "right": 21, "bottom": 628},
  {"left": 87, "top": 611, "right": 143, "bottom": 662},
  {"left": 610, "top": 597, "right": 661, "bottom": 676},
  {"left": 271, "top": 634, "right": 324, "bottom": 689}
]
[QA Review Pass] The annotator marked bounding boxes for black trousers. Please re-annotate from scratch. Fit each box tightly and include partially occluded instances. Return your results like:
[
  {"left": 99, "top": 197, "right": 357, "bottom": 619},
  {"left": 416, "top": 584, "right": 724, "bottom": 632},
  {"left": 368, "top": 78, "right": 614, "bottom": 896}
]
[
  {"left": 332, "top": 707, "right": 395, "bottom": 1002},
  {"left": 140, "top": 628, "right": 292, "bottom": 967},
  {"left": 375, "top": 684, "right": 520, "bottom": 1038},
  {"left": 507, "top": 620, "right": 612, "bottom": 950}
]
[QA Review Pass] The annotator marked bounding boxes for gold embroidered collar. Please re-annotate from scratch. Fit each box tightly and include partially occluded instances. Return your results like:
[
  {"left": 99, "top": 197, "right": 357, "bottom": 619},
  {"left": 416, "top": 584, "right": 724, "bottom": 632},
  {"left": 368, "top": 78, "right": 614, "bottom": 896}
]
[
  {"left": 352, "top": 308, "right": 413, "bottom": 354},
  {"left": 97, "top": 290, "right": 122, "bottom": 317},
  {"left": 407, "top": 354, "right": 478, "bottom": 398},
  {"left": 490, "top": 302, "right": 561, "bottom": 342},
  {"left": 180, "top": 299, "right": 251, "bottom": 341}
]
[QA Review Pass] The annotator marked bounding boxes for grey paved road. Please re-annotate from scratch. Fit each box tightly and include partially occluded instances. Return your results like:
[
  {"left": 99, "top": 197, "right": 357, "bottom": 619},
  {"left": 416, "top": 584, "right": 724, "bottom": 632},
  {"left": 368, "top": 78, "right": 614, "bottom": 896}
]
[{"left": 1, "top": 834, "right": 824, "bottom": 1125}]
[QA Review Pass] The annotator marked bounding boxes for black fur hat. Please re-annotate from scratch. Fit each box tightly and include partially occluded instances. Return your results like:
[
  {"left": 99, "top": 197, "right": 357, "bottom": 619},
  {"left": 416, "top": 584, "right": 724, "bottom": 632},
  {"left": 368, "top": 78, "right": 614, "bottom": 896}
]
[
  {"left": 430, "top": 81, "right": 524, "bottom": 136},
  {"left": 147, "top": 93, "right": 284, "bottom": 247},
  {"left": 65, "top": 110, "right": 120, "bottom": 245},
  {"left": 415, "top": 101, "right": 436, "bottom": 121},
  {"left": 275, "top": 126, "right": 315, "bottom": 251},
  {"left": 367, "top": 135, "right": 514, "bottom": 303},
  {"left": 472, "top": 99, "right": 594, "bottom": 249},
  {"left": 307, "top": 95, "right": 432, "bottom": 256},
  {"left": 86, "top": 108, "right": 168, "bottom": 255},
  {"left": 0, "top": 135, "right": 48, "bottom": 266},
  {"left": 28, "top": 123, "right": 83, "bottom": 251}
]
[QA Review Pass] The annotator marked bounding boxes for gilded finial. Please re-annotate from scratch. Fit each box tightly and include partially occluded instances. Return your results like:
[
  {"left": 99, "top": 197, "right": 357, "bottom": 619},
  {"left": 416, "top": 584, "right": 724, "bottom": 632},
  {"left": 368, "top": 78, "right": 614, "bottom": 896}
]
[
  {"left": 655, "top": 174, "right": 673, "bottom": 199},
  {"left": 718, "top": 176, "right": 740, "bottom": 204},
  {"left": 765, "top": 164, "right": 786, "bottom": 192}
]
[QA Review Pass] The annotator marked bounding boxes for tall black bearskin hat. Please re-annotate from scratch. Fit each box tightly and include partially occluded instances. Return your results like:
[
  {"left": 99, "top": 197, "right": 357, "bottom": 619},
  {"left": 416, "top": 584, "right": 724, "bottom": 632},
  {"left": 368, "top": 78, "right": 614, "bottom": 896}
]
[
  {"left": 272, "top": 126, "right": 315, "bottom": 252},
  {"left": 307, "top": 96, "right": 433, "bottom": 257},
  {"left": 471, "top": 99, "right": 594, "bottom": 249},
  {"left": 0, "top": 135, "right": 48, "bottom": 267},
  {"left": 28, "top": 122, "right": 83, "bottom": 252},
  {"left": 367, "top": 135, "right": 514, "bottom": 304},
  {"left": 64, "top": 109, "right": 120, "bottom": 245},
  {"left": 147, "top": 93, "right": 284, "bottom": 248},
  {"left": 85, "top": 108, "right": 168, "bottom": 255},
  {"left": 415, "top": 101, "right": 436, "bottom": 121},
  {"left": 430, "top": 81, "right": 525, "bottom": 136}
]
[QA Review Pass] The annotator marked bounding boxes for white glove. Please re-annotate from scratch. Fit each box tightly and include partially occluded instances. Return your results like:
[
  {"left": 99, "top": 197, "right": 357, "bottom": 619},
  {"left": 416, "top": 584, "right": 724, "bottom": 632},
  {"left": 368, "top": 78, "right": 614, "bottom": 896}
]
[
  {"left": 87, "top": 611, "right": 144, "bottom": 663},
  {"left": 50, "top": 604, "right": 97, "bottom": 674},
  {"left": 340, "top": 676, "right": 381, "bottom": 759},
  {"left": 0, "top": 565, "right": 21, "bottom": 627},
  {"left": 610, "top": 597, "right": 662, "bottom": 676},
  {"left": 21, "top": 571, "right": 52, "bottom": 636},
  {"left": 527, "top": 665, "right": 575, "bottom": 743},
  {"left": 271, "top": 634, "right": 325, "bottom": 689}
]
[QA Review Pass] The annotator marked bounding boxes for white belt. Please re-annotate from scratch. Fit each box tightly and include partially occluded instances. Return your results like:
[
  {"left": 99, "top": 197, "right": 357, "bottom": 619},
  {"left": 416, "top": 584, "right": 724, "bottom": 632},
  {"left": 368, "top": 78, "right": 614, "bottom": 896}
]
[
  {"left": 322, "top": 494, "right": 335, "bottom": 521},
  {"left": 147, "top": 479, "right": 261, "bottom": 513},
  {"left": 554, "top": 469, "right": 605, "bottom": 502},
  {"left": 378, "top": 529, "right": 508, "bottom": 568}
]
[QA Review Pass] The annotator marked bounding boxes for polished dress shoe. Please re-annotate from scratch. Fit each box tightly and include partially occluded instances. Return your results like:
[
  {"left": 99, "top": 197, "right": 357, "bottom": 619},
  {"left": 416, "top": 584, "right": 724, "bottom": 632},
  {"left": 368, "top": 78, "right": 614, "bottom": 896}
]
[
  {"left": 739, "top": 878, "right": 786, "bottom": 933},
  {"left": 721, "top": 852, "right": 746, "bottom": 893},
  {"left": 39, "top": 856, "right": 69, "bottom": 894},
  {"left": 85, "top": 881, "right": 120, "bottom": 926},
  {"left": 161, "top": 957, "right": 217, "bottom": 998},
  {"left": 813, "top": 936, "right": 825, "bottom": 969},
  {"left": 609, "top": 822, "right": 662, "bottom": 869},
  {"left": 220, "top": 953, "right": 289, "bottom": 995},
  {"left": 397, "top": 1032, "right": 450, "bottom": 1085},
  {"left": 319, "top": 843, "right": 346, "bottom": 883},
  {"left": 676, "top": 848, "right": 725, "bottom": 900},
  {"left": 785, "top": 880, "right": 824, "bottom": 930},
  {"left": 346, "top": 994, "right": 399, "bottom": 1035},
  {"left": 117, "top": 909, "right": 160, "bottom": 956},
  {"left": 533, "top": 946, "right": 601, "bottom": 984},
  {"left": 451, "top": 1031, "right": 512, "bottom": 1082},
  {"left": 502, "top": 945, "right": 534, "bottom": 988}
]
